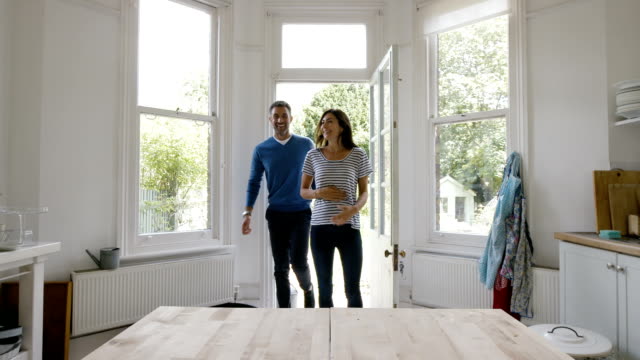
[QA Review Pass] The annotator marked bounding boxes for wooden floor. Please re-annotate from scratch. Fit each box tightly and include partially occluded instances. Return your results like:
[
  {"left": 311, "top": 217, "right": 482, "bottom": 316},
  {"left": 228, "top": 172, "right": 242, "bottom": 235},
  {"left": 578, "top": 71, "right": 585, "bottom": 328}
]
[{"left": 84, "top": 307, "right": 572, "bottom": 360}]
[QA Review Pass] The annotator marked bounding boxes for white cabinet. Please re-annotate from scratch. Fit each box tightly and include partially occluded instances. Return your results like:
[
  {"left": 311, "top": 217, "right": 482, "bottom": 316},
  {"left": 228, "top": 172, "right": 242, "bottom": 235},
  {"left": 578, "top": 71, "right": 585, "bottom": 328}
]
[
  {"left": 619, "top": 254, "right": 640, "bottom": 359},
  {"left": 560, "top": 241, "right": 640, "bottom": 359}
]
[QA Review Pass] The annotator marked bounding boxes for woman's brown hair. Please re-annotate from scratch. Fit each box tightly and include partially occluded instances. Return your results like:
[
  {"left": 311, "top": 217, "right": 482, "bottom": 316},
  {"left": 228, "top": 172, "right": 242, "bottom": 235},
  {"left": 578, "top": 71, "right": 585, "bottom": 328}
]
[{"left": 314, "top": 109, "right": 356, "bottom": 150}]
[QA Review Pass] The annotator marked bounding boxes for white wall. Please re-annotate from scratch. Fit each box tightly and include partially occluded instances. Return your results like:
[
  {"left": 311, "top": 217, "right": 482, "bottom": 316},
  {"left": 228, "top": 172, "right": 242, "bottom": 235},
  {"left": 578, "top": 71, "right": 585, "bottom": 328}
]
[
  {"left": 527, "top": 0, "right": 610, "bottom": 268},
  {"left": 0, "top": 0, "right": 10, "bottom": 206},
  {"left": 8, "top": 0, "right": 45, "bottom": 211},
  {"left": 39, "top": 0, "right": 121, "bottom": 280}
]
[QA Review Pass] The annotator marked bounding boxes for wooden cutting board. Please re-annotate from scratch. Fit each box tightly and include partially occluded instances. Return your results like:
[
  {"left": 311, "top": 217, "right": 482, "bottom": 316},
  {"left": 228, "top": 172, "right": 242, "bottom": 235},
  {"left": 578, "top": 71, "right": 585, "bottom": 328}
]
[
  {"left": 593, "top": 170, "right": 640, "bottom": 232},
  {"left": 608, "top": 184, "right": 640, "bottom": 235}
]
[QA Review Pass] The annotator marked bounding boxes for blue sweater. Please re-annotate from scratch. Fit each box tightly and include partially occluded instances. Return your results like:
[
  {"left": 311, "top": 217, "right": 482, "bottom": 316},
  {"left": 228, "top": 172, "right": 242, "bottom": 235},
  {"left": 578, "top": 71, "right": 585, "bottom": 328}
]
[{"left": 245, "top": 134, "right": 314, "bottom": 212}]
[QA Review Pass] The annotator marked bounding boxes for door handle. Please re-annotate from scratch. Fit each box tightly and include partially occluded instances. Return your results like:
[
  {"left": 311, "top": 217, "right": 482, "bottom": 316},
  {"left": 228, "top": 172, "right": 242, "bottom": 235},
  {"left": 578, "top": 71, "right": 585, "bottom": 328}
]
[
  {"left": 383, "top": 245, "right": 406, "bottom": 271},
  {"left": 616, "top": 265, "right": 625, "bottom": 273}
]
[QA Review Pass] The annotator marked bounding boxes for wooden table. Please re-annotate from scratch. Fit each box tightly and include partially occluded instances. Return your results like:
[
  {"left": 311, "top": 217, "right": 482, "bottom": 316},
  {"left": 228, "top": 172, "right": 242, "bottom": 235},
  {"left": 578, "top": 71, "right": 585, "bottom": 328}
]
[{"left": 85, "top": 307, "right": 572, "bottom": 360}]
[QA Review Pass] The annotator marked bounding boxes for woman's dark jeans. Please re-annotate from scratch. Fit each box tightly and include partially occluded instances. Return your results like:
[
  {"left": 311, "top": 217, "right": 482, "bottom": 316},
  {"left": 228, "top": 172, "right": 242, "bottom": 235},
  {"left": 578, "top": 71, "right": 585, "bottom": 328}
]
[
  {"left": 266, "top": 208, "right": 313, "bottom": 308},
  {"left": 310, "top": 224, "right": 363, "bottom": 308}
]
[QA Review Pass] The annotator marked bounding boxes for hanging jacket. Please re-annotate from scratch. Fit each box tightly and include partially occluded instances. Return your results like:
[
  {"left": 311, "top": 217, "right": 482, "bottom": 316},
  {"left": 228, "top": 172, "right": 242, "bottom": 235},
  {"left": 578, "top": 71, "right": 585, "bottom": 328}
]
[
  {"left": 478, "top": 152, "right": 522, "bottom": 289},
  {"left": 509, "top": 196, "right": 534, "bottom": 317}
]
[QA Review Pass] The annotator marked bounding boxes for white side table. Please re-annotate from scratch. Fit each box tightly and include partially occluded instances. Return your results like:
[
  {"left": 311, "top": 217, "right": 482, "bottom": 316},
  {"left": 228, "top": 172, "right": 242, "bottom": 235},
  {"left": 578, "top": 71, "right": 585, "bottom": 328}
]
[{"left": 0, "top": 242, "right": 60, "bottom": 360}]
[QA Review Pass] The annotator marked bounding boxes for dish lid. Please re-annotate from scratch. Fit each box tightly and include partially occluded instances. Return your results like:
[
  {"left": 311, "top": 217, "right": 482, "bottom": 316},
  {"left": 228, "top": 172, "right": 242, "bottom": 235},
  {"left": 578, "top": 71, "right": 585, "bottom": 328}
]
[{"left": 529, "top": 324, "right": 612, "bottom": 358}]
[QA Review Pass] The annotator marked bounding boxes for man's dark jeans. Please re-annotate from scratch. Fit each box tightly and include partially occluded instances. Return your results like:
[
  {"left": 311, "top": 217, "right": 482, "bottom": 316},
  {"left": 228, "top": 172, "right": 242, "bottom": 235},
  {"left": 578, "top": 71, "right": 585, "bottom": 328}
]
[
  {"left": 265, "top": 208, "right": 313, "bottom": 308},
  {"left": 310, "top": 224, "right": 363, "bottom": 308}
]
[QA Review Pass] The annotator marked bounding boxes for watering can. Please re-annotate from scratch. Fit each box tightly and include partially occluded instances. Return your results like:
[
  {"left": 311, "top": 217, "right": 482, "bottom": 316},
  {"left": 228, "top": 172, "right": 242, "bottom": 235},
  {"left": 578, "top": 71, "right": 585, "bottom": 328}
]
[{"left": 85, "top": 247, "right": 120, "bottom": 270}]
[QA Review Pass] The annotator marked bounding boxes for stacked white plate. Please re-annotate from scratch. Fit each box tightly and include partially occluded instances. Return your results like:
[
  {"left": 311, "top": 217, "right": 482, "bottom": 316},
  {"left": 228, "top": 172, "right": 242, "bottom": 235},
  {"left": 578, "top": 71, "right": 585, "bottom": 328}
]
[{"left": 615, "top": 80, "right": 640, "bottom": 119}]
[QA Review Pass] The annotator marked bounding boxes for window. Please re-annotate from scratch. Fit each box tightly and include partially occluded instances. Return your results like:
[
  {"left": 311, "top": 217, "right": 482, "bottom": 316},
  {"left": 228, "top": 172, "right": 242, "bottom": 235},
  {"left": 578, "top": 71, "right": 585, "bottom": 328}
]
[
  {"left": 428, "top": 14, "right": 510, "bottom": 247},
  {"left": 121, "top": 0, "right": 223, "bottom": 256},
  {"left": 269, "top": 10, "right": 380, "bottom": 82},
  {"left": 281, "top": 24, "right": 366, "bottom": 69}
]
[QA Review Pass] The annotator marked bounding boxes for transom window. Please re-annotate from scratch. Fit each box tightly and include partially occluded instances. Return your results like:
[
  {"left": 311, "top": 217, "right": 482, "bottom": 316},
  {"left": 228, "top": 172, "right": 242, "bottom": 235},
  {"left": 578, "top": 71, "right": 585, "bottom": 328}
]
[{"left": 282, "top": 24, "right": 367, "bottom": 69}]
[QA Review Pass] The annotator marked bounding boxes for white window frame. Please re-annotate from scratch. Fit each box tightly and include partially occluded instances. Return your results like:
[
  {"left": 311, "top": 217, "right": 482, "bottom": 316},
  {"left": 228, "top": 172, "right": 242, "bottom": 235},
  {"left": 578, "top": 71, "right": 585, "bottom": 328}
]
[
  {"left": 119, "top": 0, "right": 231, "bottom": 258},
  {"left": 423, "top": 2, "right": 527, "bottom": 255},
  {"left": 266, "top": 5, "right": 382, "bottom": 85}
]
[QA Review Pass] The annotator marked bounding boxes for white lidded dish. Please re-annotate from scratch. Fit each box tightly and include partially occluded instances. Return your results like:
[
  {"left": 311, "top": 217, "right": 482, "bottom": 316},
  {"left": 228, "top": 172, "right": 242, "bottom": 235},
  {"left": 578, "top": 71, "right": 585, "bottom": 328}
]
[{"left": 529, "top": 324, "right": 612, "bottom": 359}]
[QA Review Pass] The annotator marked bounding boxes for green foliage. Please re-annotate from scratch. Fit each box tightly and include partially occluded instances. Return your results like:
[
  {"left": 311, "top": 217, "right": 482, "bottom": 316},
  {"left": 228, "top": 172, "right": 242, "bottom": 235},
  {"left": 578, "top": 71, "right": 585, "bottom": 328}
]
[
  {"left": 438, "top": 16, "right": 508, "bottom": 117},
  {"left": 139, "top": 117, "right": 209, "bottom": 232},
  {"left": 294, "top": 84, "right": 370, "bottom": 154},
  {"left": 437, "top": 119, "right": 506, "bottom": 205}
]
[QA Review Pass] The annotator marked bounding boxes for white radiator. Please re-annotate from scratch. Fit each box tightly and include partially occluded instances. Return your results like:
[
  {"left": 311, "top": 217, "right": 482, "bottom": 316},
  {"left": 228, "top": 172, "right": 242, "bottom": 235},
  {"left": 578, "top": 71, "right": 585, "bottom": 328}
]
[
  {"left": 412, "top": 253, "right": 559, "bottom": 324},
  {"left": 412, "top": 253, "right": 493, "bottom": 309},
  {"left": 71, "top": 254, "right": 234, "bottom": 336}
]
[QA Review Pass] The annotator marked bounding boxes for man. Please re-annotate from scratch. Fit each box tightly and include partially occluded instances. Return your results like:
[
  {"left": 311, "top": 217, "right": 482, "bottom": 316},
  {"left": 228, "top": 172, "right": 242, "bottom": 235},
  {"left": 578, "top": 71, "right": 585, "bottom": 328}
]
[{"left": 242, "top": 100, "right": 315, "bottom": 308}]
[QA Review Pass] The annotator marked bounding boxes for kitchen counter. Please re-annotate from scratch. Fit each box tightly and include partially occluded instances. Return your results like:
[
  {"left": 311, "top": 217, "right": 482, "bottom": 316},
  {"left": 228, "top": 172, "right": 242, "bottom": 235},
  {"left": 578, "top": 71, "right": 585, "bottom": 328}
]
[{"left": 555, "top": 232, "right": 640, "bottom": 257}]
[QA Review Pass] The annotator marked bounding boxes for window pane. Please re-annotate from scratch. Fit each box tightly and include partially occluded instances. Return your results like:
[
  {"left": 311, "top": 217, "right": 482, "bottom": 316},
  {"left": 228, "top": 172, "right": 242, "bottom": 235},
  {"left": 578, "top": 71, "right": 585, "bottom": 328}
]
[
  {"left": 437, "top": 15, "right": 508, "bottom": 117},
  {"left": 282, "top": 24, "right": 366, "bottom": 69},
  {"left": 382, "top": 65, "right": 391, "bottom": 130},
  {"left": 139, "top": 114, "right": 211, "bottom": 234},
  {"left": 139, "top": 0, "right": 211, "bottom": 115},
  {"left": 434, "top": 117, "right": 506, "bottom": 235}
]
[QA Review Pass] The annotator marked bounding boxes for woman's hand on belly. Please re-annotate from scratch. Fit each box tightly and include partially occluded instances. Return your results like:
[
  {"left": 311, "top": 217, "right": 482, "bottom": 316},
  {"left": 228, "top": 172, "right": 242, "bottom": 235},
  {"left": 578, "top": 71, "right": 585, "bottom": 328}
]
[
  {"left": 317, "top": 186, "right": 347, "bottom": 201},
  {"left": 331, "top": 205, "right": 358, "bottom": 225}
]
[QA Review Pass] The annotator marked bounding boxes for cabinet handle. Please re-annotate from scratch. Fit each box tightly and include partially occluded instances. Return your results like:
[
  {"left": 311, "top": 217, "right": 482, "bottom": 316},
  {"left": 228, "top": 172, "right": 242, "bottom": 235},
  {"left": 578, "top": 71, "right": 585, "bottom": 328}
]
[
  {"left": 606, "top": 263, "right": 615, "bottom": 270},
  {"left": 616, "top": 265, "right": 625, "bottom": 273}
]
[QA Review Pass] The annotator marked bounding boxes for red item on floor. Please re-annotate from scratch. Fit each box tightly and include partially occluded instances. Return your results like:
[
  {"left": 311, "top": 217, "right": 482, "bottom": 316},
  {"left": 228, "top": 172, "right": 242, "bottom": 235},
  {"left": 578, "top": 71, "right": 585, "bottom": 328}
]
[{"left": 493, "top": 274, "right": 521, "bottom": 321}]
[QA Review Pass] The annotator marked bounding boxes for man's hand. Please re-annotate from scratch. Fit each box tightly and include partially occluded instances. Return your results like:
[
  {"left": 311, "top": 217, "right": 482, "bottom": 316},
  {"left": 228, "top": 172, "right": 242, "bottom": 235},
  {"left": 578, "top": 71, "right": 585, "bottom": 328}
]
[
  {"left": 331, "top": 205, "right": 358, "bottom": 226},
  {"left": 317, "top": 186, "right": 347, "bottom": 201},
  {"left": 242, "top": 215, "right": 252, "bottom": 235}
]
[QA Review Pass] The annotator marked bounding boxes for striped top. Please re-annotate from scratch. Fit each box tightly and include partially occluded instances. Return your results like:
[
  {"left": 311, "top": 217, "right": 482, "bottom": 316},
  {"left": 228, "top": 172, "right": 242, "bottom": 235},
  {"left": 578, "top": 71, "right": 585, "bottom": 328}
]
[{"left": 302, "top": 147, "right": 372, "bottom": 229}]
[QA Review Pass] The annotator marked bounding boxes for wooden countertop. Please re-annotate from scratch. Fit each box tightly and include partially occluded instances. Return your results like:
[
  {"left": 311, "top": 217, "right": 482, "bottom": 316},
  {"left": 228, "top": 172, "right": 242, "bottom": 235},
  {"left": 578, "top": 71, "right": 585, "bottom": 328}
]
[
  {"left": 86, "top": 307, "right": 572, "bottom": 360},
  {"left": 555, "top": 232, "right": 640, "bottom": 257}
]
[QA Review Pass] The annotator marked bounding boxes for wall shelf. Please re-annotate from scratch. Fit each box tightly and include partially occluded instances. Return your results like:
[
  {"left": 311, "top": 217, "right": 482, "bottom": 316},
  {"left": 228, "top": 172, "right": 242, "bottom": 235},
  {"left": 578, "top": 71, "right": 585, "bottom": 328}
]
[{"left": 615, "top": 117, "right": 640, "bottom": 126}]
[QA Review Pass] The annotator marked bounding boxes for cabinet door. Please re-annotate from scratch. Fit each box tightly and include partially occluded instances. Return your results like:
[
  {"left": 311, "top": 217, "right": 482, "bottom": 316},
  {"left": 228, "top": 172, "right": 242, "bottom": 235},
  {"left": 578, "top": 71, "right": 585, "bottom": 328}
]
[
  {"left": 560, "top": 242, "right": 617, "bottom": 346},
  {"left": 618, "top": 254, "right": 640, "bottom": 360}
]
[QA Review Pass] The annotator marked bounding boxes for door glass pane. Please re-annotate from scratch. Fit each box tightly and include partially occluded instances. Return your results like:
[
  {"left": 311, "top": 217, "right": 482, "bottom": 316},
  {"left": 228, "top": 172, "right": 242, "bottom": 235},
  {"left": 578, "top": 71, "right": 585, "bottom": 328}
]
[
  {"left": 139, "top": 114, "right": 211, "bottom": 234},
  {"left": 437, "top": 15, "right": 508, "bottom": 117},
  {"left": 282, "top": 24, "right": 366, "bottom": 69},
  {"left": 383, "top": 132, "right": 391, "bottom": 236},
  {"left": 383, "top": 185, "right": 392, "bottom": 237},
  {"left": 371, "top": 79, "right": 379, "bottom": 137},
  {"left": 382, "top": 64, "right": 391, "bottom": 130},
  {"left": 434, "top": 117, "right": 506, "bottom": 235},
  {"left": 383, "top": 132, "right": 391, "bottom": 184},
  {"left": 138, "top": 0, "right": 211, "bottom": 115}
]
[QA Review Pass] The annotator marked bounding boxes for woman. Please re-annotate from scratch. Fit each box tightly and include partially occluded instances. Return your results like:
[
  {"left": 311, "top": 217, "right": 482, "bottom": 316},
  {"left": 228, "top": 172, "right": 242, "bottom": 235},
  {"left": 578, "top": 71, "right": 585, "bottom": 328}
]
[{"left": 300, "top": 109, "right": 372, "bottom": 308}]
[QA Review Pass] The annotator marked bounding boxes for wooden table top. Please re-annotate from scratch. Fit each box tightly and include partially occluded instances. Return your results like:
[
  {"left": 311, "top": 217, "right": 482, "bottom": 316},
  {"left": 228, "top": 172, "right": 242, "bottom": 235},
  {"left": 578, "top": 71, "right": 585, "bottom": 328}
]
[
  {"left": 331, "top": 308, "right": 572, "bottom": 360},
  {"left": 85, "top": 307, "right": 572, "bottom": 360}
]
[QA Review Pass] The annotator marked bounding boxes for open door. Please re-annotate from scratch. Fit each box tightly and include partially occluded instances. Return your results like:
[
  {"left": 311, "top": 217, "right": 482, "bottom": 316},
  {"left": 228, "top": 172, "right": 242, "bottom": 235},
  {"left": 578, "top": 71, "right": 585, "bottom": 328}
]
[{"left": 367, "top": 46, "right": 401, "bottom": 308}]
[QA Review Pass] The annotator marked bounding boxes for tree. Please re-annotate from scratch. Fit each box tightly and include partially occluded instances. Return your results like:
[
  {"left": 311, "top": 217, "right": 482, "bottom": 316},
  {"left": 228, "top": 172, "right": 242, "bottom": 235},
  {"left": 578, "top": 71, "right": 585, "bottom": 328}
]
[
  {"left": 139, "top": 118, "right": 209, "bottom": 232},
  {"left": 293, "top": 84, "right": 370, "bottom": 154}
]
